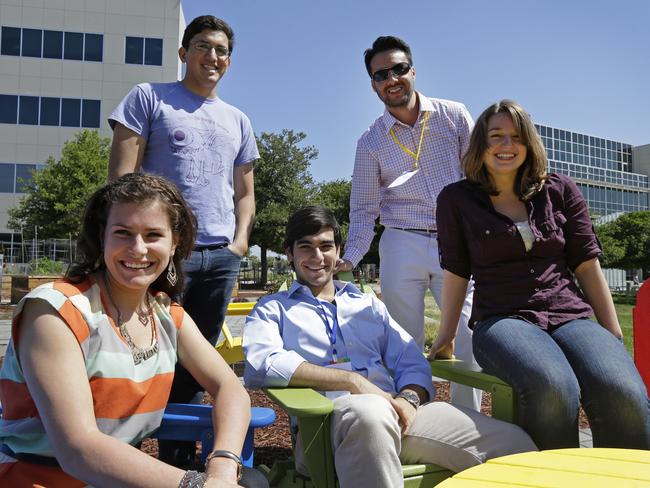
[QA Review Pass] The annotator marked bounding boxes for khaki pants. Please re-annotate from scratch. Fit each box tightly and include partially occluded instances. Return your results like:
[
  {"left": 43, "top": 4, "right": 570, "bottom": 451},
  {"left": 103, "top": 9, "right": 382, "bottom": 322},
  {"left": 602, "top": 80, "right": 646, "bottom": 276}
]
[
  {"left": 379, "top": 227, "right": 481, "bottom": 411},
  {"left": 296, "top": 394, "right": 537, "bottom": 488}
]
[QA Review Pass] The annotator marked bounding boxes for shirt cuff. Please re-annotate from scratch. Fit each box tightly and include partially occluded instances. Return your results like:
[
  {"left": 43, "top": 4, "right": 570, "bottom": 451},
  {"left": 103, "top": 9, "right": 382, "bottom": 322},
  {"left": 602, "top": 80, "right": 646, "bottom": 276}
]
[
  {"left": 266, "top": 352, "right": 307, "bottom": 387},
  {"left": 395, "top": 373, "right": 436, "bottom": 402},
  {"left": 342, "top": 249, "right": 362, "bottom": 268}
]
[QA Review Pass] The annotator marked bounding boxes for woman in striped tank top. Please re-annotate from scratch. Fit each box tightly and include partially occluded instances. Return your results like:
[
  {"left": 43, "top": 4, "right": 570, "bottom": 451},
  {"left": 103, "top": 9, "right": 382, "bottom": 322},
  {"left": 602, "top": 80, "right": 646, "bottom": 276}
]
[{"left": 0, "top": 174, "right": 261, "bottom": 487}]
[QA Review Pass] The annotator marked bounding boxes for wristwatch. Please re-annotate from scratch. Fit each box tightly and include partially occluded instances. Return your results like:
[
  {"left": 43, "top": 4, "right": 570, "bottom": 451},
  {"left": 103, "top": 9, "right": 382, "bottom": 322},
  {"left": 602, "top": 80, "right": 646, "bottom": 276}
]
[
  {"left": 395, "top": 390, "right": 421, "bottom": 409},
  {"left": 205, "top": 449, "right": 243, "bottom": 481}
]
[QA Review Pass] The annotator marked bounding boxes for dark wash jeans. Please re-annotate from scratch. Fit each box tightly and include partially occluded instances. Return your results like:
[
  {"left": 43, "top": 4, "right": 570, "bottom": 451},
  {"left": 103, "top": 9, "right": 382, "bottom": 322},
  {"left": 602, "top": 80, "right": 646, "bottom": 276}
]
[
  {"left": 473, "top": 316, "right": 650, "bottom": 450},
  {"left": 160, "top": 246, "right": 241, "bottom": 468}
]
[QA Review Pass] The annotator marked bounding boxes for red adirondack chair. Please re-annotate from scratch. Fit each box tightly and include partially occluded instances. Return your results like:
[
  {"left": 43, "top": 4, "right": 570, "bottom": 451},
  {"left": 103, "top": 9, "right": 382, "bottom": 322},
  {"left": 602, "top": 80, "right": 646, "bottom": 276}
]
[{"left": 633, "top": 280, "right": 650, "bottom": 388}]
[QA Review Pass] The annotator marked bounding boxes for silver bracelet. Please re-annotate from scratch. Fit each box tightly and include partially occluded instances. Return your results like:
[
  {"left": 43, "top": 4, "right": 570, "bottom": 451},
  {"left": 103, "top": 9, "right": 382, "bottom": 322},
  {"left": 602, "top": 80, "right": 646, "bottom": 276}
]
[{"left": 178, "top": 470, "right": 207, "bottom": 488}]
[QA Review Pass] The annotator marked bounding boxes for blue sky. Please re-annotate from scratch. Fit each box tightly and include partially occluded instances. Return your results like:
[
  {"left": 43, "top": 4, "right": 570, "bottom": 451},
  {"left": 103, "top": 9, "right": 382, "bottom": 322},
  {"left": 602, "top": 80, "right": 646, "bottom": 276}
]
[{"left": 182, "top": 0, "right": 650, "bottom": 183}]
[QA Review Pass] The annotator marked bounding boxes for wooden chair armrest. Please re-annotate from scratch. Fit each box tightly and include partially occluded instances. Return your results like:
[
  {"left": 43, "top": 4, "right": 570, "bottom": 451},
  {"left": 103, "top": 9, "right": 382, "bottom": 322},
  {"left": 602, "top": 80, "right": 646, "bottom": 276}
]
[{"left": 264, "top": 387, "right": 334, "bottom": 417}]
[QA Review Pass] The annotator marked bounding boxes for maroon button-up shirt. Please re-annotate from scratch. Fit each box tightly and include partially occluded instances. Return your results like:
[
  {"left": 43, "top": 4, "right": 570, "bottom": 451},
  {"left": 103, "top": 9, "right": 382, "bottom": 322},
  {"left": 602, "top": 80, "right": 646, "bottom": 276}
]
[{"left": 437, "top": 173, "right": 601, "bottom": 330}]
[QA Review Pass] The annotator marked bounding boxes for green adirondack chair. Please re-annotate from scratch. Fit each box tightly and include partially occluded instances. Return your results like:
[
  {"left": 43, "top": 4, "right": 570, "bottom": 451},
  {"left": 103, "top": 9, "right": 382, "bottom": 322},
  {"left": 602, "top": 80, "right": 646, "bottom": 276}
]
[{"left": 257, "top": 271, "right": 518, "bottom": 487}]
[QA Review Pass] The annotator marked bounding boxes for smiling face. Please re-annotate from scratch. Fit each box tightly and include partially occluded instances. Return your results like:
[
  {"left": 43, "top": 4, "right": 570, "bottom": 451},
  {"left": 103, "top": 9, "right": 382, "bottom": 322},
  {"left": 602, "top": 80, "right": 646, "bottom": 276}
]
[
  {"left": 179, "top": 28, "right": 231, "bottom": 98},
  {"left": 287, "top": 227, "right": 339, "bottom": 298},
  {"left": 370, "top": 49, "right": 416, "bottom": 108},
  {"left": 103, "top": 199, "right": 177, "bottom": 294},
  {"left": 483, "top": 112, "right": 528, "bottom": 179}
]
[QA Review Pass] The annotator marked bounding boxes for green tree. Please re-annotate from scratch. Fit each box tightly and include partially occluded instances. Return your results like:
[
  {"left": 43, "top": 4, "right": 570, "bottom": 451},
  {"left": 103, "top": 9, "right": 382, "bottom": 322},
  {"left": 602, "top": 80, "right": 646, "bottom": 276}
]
[
  {"left": 596, "top": 211, "right": 650, "bottom": 273},
  {"left": 251, "top": 129, "right": 318, "bottom": 285},
  {"left": 314, "top": 179, "right": 351, "bottom": 241},
  {"left": 8, "top": 130, "right": 110, "bottom": 239}
]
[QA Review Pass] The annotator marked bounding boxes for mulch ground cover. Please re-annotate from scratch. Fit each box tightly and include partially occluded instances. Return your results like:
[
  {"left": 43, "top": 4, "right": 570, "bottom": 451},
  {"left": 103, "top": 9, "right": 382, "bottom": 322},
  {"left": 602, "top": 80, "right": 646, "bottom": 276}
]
[{"left": 140, "top": 381, "right": 590, "bottom": 468}]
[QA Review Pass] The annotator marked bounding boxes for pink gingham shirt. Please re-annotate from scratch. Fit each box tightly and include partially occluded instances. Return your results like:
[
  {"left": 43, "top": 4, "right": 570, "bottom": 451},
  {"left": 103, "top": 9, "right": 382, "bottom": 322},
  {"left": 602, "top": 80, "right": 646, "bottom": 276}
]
[{"left": 343, "top": 94, "right": 474, "bottom": 266}]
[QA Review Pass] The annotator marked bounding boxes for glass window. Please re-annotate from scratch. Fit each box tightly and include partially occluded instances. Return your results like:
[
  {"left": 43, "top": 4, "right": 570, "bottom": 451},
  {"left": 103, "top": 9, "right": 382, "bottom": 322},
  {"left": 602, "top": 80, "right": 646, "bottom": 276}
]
[
  {"left": 21, "top": 28, "right": 42, "bottom": 57},
  {"left": 81, "top": 99, "right": 100, "bottom": 128},
  {"left": 64, "top": 31, "right": 83, "bottom": 60},
  {"left": 0, "top": 94, "right": 18, "bottom": 123},
  {"left": 61, "top": 98, "right": 81, "bottom": 127},
  {"left": 40, "top": 97, "right": 60, "bottom": 126},
  {"left": 43, "top": 30, "right": 63, "bottom": 58},
  {"left": 1, "top": 26, "right": 21, "bottom": 56},
  {"left": 0, "top": 163, "right": 15, "bottom": 192},
  {"left": 15, "top": 164, "right": 36, "bottom": 193},
  {"left": 84, "top": 33, "right": 103, "bottom": 62},
  {"left": 144, "top": 37, "right": 163, "bottom": 65},
  {"left": 125, "top": 36, "right": 144, "bottom": 64},
  {"left": 19, "top": 96, "right": 39, "bottom": 125}
]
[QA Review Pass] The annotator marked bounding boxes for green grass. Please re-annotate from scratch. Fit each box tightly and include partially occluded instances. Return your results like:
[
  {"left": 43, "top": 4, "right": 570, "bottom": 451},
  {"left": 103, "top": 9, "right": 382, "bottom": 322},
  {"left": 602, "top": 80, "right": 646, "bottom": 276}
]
[{"left": 424, "top": 292, "right": 635, "bottom": 358}]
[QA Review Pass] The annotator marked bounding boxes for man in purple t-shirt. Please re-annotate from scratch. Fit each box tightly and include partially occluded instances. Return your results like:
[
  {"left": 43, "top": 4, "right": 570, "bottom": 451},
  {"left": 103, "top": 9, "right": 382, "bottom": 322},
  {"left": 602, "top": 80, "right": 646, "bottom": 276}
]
[{"left": 108, "top": 15, "right": 258, "bottom": 468}]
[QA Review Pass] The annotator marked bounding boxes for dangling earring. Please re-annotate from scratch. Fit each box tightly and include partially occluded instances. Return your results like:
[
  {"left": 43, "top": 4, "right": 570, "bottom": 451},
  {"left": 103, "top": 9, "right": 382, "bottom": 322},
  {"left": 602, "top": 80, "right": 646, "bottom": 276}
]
[{"left": 166, "top": 257, "right": 178, "bottom": 286}]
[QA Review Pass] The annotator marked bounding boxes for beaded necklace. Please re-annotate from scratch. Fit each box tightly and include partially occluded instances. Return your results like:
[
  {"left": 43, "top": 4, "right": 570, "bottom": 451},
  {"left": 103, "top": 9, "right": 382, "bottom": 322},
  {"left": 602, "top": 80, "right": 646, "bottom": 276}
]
[{"left": 103, "top": 272, "right": 158, "bottom": 365}]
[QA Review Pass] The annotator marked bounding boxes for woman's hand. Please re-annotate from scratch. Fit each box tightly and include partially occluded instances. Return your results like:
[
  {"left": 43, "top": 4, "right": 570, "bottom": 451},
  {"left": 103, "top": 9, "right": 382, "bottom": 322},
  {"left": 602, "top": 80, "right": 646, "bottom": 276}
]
[{"left": 427, "top": 336, "right": 455, "bottom": 360}]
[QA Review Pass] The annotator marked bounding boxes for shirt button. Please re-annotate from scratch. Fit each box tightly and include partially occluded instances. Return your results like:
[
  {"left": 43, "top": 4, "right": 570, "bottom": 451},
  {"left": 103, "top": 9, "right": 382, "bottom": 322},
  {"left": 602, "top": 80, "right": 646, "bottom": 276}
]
[
  {"left": 485, "top": 230, "right": 490, "bottom": 235},
  {"left": 530, "top": 268, "right": 535, "bottom": 274},
  {"left": 535, "top": 238, "right": 541, "bottom": 242}
]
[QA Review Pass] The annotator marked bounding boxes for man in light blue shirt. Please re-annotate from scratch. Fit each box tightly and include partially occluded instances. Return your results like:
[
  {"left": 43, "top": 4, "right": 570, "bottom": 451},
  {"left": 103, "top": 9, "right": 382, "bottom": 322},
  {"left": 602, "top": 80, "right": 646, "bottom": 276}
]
[{"left": 244, "top": 206, "right": 536, "bottom": 488}]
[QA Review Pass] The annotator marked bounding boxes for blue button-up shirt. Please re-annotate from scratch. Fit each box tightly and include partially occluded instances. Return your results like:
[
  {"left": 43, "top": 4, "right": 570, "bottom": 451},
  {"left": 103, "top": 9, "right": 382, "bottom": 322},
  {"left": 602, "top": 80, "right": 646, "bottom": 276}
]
[
  {"left": 343, "top": 94, "right": 473, "bottom": 266},
  {"left": 243, "top": 280, "right": 435, "bottom": 400}
]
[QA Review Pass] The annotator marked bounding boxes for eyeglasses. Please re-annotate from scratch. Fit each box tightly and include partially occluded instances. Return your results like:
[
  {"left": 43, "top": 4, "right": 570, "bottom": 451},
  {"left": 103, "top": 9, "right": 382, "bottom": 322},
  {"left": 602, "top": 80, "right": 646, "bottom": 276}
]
[
  {"left": 371, "top": 62, "right": 411, "bottom": 83},
  {"left": 190, "top": 41, "right": 230, "bottom": 60}
]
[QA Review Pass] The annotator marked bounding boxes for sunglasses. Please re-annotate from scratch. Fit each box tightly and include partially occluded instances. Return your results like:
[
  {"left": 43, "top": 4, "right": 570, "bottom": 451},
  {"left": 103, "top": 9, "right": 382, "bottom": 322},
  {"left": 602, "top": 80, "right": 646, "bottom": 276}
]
[{"left": 371, "top": 62, "right": 411, "bottom": 83}]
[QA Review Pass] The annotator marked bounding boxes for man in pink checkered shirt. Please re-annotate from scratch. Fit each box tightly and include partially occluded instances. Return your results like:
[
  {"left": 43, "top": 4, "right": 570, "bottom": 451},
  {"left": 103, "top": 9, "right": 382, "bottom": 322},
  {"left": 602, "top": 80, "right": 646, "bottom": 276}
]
[{"left": 337, "top": 35, "right": 481, "bottom": 411}]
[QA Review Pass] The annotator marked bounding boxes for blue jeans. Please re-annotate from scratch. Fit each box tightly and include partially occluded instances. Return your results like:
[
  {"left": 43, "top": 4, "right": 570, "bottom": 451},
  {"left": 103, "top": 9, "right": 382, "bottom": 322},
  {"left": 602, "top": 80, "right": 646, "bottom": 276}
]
[
  {"left": 168, "top": 245, "right": 241, "bottom": 403},
  {"left": 473, "top": 317, "right": 650, "bottom": 450}
]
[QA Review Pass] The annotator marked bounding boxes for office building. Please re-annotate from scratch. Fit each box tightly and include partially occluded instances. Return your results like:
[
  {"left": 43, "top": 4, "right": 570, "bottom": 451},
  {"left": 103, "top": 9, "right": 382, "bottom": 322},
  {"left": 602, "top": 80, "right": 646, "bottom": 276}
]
[
  {"left": 535, "top": 123, "right": 650, "bottom": 217},
  {"left": 0, "top": 0, "right": 185, "bottom": 262}
]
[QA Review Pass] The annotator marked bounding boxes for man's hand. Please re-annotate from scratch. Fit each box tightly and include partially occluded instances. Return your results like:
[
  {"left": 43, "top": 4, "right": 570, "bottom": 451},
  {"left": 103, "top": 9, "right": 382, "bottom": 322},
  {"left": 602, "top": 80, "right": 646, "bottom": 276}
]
[
  {"left": 335, "top": 259, "right": 353, "bottom": 273},
  {"left": 390, "top": 396, "right": 417, "bottom": 434},
  {"left": 227, "top": 240, "right": 248, "bottom": 258}
]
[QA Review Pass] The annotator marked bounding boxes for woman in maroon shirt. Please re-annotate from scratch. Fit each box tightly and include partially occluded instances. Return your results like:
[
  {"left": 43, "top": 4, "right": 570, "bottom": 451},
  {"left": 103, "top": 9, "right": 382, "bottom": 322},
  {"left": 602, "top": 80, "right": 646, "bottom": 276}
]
[{"left": 430, "top": 99, "right": 649, "bottom": 450}]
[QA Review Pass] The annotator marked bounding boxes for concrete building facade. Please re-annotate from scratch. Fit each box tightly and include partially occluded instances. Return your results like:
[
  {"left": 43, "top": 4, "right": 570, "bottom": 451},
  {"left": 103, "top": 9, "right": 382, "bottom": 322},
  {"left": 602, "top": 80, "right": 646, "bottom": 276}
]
[{"left": 0, "top": 0, "right": 184, "bottom": 261}]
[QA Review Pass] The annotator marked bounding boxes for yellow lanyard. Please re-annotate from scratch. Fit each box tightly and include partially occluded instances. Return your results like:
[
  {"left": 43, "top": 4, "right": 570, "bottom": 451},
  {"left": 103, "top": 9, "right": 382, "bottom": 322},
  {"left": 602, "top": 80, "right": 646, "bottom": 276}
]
[{"left": 389, "top": 111, "right": 431, "bottom": 170}]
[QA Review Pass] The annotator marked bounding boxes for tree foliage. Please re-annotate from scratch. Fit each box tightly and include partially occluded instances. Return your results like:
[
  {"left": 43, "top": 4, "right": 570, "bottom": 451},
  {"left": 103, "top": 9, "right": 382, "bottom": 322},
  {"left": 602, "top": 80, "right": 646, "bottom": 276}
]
[
  {"left": 251, "top": 129, "right": 318, "bottom": 284},
  {"left": 596, "top": 211, "right": 650, "bottom": 272},
  {"left": 313, "top": 179, "right": 351, "bottom": 241},
  {"left": 8, "top": 130, "right": 110, "bottom": 239}
]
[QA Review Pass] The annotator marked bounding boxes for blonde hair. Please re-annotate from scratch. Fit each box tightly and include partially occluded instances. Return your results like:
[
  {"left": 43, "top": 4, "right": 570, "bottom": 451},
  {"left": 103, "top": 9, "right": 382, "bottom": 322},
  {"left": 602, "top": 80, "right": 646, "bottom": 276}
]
[{"left": 463, "top": 99, "right": 548, "bottom": 200}]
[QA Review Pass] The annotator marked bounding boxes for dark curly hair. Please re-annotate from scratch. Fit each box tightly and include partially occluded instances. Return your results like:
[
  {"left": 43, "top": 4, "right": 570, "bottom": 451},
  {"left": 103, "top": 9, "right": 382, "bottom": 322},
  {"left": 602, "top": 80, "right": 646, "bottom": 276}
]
[{"left": 66, "top": 173, "right": 196, "bottom": 297}]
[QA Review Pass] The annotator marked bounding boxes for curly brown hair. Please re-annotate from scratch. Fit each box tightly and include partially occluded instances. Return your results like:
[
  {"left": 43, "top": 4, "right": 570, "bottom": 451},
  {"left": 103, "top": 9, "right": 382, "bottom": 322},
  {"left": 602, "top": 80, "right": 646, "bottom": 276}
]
[
  {"left": 66, "top": 173, "right": 196, "bottom": 297},
  {"left": 463, "top": 99, "right": 548, "bottom": 201}
]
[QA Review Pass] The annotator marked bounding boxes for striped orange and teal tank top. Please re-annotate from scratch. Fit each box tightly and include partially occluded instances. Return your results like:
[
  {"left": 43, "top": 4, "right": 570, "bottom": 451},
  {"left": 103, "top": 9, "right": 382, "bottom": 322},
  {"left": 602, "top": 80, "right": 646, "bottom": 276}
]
[{"left": 0, "top": 278, "right": 183, "bottom": 486}]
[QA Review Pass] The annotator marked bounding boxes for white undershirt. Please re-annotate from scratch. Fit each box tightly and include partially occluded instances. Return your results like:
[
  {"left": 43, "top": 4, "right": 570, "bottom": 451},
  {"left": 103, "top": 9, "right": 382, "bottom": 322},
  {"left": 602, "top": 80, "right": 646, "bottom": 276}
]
[{"left": 515, "top": 220, "right": 534, "bottom": 252}]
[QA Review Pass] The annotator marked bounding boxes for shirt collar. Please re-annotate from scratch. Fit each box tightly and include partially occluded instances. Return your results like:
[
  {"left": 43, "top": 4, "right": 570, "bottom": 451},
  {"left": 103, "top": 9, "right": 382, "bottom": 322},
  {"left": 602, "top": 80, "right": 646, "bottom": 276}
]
[
  {"left": 287, "top": 280, "right": 363, "bottom": 299},
  {"left": 380, "top": 92, "right": 434, "bottom": 134}
]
